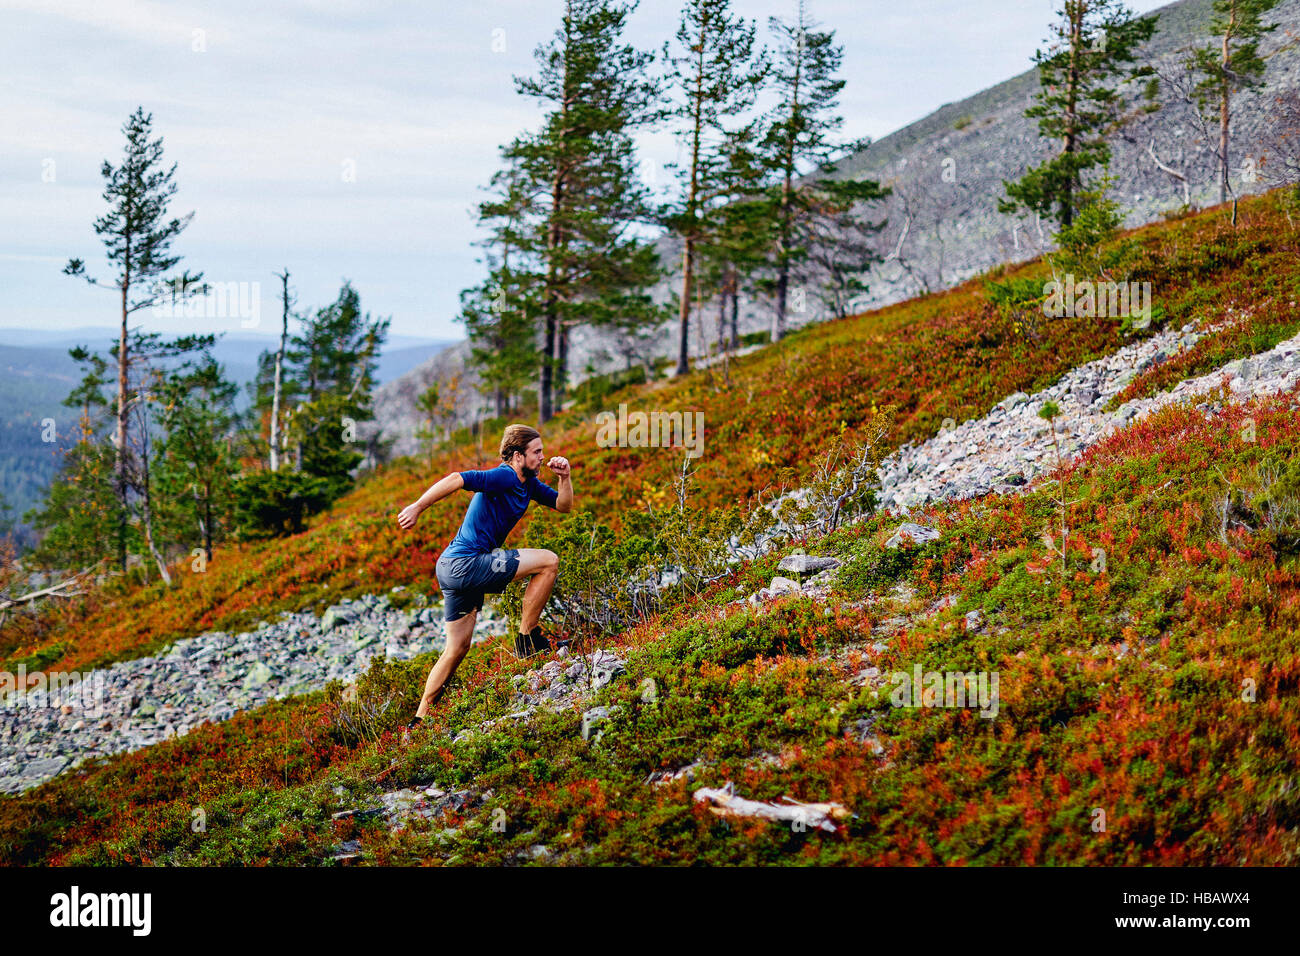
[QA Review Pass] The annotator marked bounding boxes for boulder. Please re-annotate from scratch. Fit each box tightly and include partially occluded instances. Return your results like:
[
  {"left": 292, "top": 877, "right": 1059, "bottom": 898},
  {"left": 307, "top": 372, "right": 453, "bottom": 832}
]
[
  {"left": 321, "top": 606, "right": 355, "bottom": 632},
  {"left": 777, "top": 554, "right": 840, "bottom": 574},
  {"left": 581, "top": 705, "right": 622, "bottom": 742},
  {"left": 885, "top": 523, "right": 941, "bottom": 549},
  {"left": 241, "top": 662, "right": 274, "bottom": 692},
  {"left": 591, "top": 658, "right": 626, "bottom": 691}
]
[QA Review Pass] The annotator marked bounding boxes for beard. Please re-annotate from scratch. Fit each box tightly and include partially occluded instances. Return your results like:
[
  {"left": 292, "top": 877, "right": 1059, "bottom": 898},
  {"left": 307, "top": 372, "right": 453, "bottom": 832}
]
[{"left": 521, "top": 463, "right": 539, "bottom": 480}]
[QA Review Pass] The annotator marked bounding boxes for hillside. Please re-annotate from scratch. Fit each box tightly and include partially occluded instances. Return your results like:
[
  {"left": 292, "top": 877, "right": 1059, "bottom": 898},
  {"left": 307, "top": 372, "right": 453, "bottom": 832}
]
[{"left": 0, "top": 188, "right": 1298, "bottom": 864}]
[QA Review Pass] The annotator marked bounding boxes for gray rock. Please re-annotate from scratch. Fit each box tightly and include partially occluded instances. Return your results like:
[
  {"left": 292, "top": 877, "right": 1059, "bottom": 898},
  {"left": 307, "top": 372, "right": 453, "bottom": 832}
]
[
  {"left": 777, "top": 554, "right": 841, "bottom": 574},
  {"left": 379, "top": 788, "right": 423, "bottom": 817},
  {"left": 540, "top": 660, "right": 564, "bottom": 681},
  {"left": 241, "top": 662, "right": 274, "bottom": 691},
  {"left": 591, "top": 658, "right": 626, "bottom": 691},
  {"left": 885, "top": 523, "right": 942, "bottom": 549},
  {"left": 639, "top": 678, "right": 658, "bottom": 703},
  {"left": 321, "top": 606, "right": 355, "bottom": 632},
  {"left": 22, "top": 755, "right": 68, "bottom": 778},
  {"left": 581, "top": 705, "right": 621, "bottom": 742}
]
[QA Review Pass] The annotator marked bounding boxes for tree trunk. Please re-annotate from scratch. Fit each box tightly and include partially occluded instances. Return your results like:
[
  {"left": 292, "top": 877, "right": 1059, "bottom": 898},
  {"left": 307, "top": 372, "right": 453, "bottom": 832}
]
[
  {"left": 137, "top": 395, "right": 171, "bottom": 586},
  {"left": 1062, "top": 5, "right": 1082, "bottom": 228},
  {"left": 205, "top": 489, "right": 213, "bottom": 563},
  {"left": 677, "top": 32, "right": 706, "bottom": 376},
  {"left": 271, "top": 269, "right": 290, "bottom": 472},
  {"left": 116, "top": 263, "right": 130, "bottom": 573},
  {"left": 556, "top": 321, "right": 570, "bottom": 412},
  {"left": 696, "top": 272, "right": 713, "bottom": 389},
  {"left": 729, "top": 271, "right": 740, "bottom": 350},
  {"left": 540, "top": 169, "right": 564, "bottom": 424},
  {"left": 677, "top": 240, "right": 695, "bottom": 375},
  {"left": 716, "top": 283, "right": 727, "bottom": 354},
  {"left": 774, "top": 145, "right": 793, "bottom": 341},
  {"left": 193, "top": 478, "right": 213, "bottom": 564},
  {"left": 772, "top": 11, "right": 804, "bottom": 345},
  {"left": 141, "top": 496, "right": 169, "bottom": 584},
  {"left": 773, "top": 254, "right": 789, "bottom": 343},
  {"left": 1220, "top": 21, "right": 1233, "bottom": 206}
]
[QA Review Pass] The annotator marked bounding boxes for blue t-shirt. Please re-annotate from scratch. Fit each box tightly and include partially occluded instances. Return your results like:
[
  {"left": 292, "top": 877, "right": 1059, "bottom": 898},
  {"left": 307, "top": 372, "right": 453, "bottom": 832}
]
[{"left": 442, "top": 463, "right": 559, "bottom": 560}]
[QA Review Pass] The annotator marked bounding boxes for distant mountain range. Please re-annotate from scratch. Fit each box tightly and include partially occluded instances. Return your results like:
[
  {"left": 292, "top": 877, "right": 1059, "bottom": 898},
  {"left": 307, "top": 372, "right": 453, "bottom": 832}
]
[
  {"left": 0, "top": 325, "right": 456, "bottom": 551},
  {"left": 0, "top": 326, "right": 455, "bottom": 391}
]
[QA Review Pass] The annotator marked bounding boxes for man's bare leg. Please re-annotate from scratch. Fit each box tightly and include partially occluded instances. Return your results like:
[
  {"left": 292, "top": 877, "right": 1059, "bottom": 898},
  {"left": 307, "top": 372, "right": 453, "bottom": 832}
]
[
  {"left": 512, "top": 548, "right": 558, "bottom": 633},
  {"left": 414, "top": 608, "right": 477, "bottom": 718}
]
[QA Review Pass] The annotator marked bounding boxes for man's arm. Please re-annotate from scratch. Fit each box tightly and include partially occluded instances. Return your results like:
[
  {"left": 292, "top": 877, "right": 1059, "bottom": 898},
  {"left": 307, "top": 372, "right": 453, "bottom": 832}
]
[
  {"left": 396, "top": 472, "right": 464, "bottom": 530},
  {"left": 555, "top": 473, "right": 572, "bottom": 513},
  {"left": 548, "top": 457, "right": 573, "bottom": 513}
]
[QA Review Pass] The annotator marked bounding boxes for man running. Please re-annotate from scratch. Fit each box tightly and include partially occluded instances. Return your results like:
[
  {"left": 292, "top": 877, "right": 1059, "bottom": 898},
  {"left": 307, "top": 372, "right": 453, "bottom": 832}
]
[{"left": 395, "top": 424, "right": 571, "bottom": 730}]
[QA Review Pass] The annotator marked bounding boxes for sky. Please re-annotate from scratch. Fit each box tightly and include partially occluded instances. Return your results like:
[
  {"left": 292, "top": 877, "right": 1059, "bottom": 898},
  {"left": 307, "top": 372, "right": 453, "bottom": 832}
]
[{"left": 0, "top": 0, "right": 1174, "bottom": 344}]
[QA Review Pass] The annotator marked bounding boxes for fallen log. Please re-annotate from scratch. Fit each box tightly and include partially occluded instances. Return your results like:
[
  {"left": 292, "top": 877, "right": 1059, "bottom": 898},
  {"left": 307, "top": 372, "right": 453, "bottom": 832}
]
[
  {"left": 692, "top": 780, "right": 851, "bottom": 833},
  {"left": 0, "top": 574, "right": 88, "bottom": 612}
]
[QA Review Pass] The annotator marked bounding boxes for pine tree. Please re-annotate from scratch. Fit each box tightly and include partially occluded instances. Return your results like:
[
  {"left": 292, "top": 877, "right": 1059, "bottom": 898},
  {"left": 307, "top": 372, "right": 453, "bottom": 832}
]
[
  {"left": 412, "top": 375, "right": 466, "bottom": 464},
  {"left": 246, "top": 276, "right": 306, "bottom": 474},
  {"left": 1186, "top": 0, "right": 1280, "bottom": 207},
  {"left": 269, "top": 268, "right": 294, "bottom": 471},
  {"left": 506, "top": 0, "right": 666, "bottom": 422},
  {"left": 113, "top": 328, "right": 219, "bottom": 584},
  {"left": 565, "top": 126, "right": 667, "bottom": 402},
  {"left": 63, "top": 106, "right": 206, "bottom": 572},
  {"left": 24, "top": 437, "right": 122, "bottom": 573},
  {"left": 461, "top": 273, "right": 537, "bottom": 418},
  {"left": 697, "top": 130, "right": 777, "bottom": 353},
  {"left": 281, "top": 282, "right": 389, "bottom": 498},
  {"left": 153, "top": 351, "right": 241, "bottom": 566},
  {"left": 1000, "top": 1, "right": 1159, "bottom": 229},
  {"left": 23, "top": 352, "right": 122, "bottom": 572},
  {"left": 751, "top": 0, "right": 877, "bottom": 342},
  {"left": 802, "top": 181, "right": 890, "bottom": 319},
  {"left": 463, "top": 155, "right": 543, "bottom": 417},
  {"left": 660, "top": 0, "right": 770, "bottom": 376},
  {"left": 63, "top": 346, "right": 114, "bottom": 437}
]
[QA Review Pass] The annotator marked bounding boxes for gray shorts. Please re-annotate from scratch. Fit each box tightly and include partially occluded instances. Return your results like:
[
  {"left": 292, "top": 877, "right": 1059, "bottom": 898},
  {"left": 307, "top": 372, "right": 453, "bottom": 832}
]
[{"left": 435, "top": 548, "right": 521, "bottom": 622}]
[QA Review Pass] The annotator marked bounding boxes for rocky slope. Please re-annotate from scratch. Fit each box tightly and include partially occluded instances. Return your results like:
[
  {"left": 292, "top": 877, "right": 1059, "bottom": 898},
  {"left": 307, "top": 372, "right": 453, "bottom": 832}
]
[{"left": 0, "top": 589, "right": 512, "bottom": 794}]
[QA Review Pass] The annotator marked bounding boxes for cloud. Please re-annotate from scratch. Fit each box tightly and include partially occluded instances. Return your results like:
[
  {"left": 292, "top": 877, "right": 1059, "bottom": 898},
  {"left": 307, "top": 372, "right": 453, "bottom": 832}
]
[{"left": 4, "top": 0, "right": 232, "bottom": 47}]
